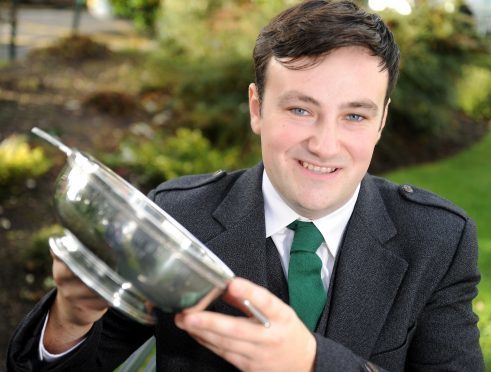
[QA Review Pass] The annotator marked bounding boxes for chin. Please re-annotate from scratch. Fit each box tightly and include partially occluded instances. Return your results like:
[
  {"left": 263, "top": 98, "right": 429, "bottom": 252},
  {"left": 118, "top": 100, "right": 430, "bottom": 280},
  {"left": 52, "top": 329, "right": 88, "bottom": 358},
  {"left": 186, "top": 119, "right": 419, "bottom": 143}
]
[{"left": 295, "top": 201, "right": 332, "bottom": 219}]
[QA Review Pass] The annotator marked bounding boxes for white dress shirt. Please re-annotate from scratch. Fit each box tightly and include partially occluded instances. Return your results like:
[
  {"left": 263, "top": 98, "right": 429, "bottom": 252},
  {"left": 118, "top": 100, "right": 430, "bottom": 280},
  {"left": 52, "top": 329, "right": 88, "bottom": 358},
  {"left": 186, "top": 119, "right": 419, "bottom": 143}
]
[
  {"left": 39, "top": 311, "right": 86, "bottom": 361},
  {"left": 262, "top": 170, "right": 359, "bottom": 291}
]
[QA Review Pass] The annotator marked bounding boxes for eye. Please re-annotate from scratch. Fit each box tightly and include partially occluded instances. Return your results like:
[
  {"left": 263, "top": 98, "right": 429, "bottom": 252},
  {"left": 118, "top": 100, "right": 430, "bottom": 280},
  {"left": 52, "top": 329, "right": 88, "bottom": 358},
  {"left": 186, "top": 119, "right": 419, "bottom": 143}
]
[
  {"left": 290, "top": 107, "right": 310, "bottom": 116},
  {"left": 346, "top": 114, "right": 365, "bottom": 122}
]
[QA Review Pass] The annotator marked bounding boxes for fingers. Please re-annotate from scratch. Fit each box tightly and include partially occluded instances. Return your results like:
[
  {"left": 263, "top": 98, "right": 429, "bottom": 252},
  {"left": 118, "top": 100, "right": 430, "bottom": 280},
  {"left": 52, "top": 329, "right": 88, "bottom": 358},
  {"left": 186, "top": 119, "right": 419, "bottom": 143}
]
[
  {"left": 52, "top": 257, "right": 96, "bottom": 295},
  {"left": 175, "top": 310, "right": 267, "bottom": 343},
  {"left": 175, "top": 279, "right": 317, "bottom": 371},
  {"left": 177, "top": 277, "right": 297, "bottom": 340},
  {"left": 45, "top": 252, "right": 106, "bottom": 353},
  {"left": 225, "top": 277, "right": 297, "bottom": 323},
  {"left": 175, "top": 312, "right": 269, "bottom": 369},
  {"left": 175, "top": 278, "right": 296, "bottom": 347},
  {"left": 180, "top": 321, "right": 256, "bottom": 358},
  {"left": 51, "top": 254, "right": 109, "bottom": 325},
  {"left": 52, "top": 254, "right": 102, "bottom": 297}
]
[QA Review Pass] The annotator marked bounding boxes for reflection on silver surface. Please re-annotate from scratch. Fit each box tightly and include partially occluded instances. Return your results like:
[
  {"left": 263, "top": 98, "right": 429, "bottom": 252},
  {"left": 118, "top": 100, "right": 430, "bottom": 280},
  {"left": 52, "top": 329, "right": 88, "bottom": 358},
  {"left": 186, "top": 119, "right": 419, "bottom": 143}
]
[
  {"left": 66, "top": 170, "right": 89, "bottom": 201},
  {"left": 33, "top": 127, "right": 269, "bottom": 327}
]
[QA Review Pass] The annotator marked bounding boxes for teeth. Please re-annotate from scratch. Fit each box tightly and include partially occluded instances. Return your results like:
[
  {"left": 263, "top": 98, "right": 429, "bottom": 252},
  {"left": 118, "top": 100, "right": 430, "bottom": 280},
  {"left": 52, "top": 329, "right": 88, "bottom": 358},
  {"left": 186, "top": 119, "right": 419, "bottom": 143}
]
[{"left": 301, "top": 161, "right": 336, "bottom": 174}]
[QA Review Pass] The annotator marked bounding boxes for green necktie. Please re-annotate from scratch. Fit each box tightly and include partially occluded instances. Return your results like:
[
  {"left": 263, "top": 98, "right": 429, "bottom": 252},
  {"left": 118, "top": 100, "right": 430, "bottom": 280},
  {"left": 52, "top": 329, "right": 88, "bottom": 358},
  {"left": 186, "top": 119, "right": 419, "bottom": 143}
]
[{"left": 287, "top": 220, "right": 326, "bottom": 331}]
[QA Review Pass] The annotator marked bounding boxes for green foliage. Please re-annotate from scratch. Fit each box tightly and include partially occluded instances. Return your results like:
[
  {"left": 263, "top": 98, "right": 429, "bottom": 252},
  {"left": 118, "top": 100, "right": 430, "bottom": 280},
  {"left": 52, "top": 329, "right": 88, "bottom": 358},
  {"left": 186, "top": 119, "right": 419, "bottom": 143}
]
[
  {"left": 383, "top": 3, "right": 489, "bottom": 137},
  {"left": 110, "top": 0, "right": 160, "bottom": 34},
  {"left": 0, "top": 135, "right": 51, "bottom": 195},
  {"left": 145, "top": 52, "right": 254, "bottom": 149},
  {"left": 385, "top": 132, "right": 491, "bottom": 368},
  {"left": 105, "top": 128, "right": 253, "bottom": 191},
  {"left": 135, "top": 1, "right": 301, "bottom": 169},
  {"left": 457, "top": 65, "right": 491, "bottom": 121},
  {"left": 157, "top": 0, "right": 297, "bottom": 59}
]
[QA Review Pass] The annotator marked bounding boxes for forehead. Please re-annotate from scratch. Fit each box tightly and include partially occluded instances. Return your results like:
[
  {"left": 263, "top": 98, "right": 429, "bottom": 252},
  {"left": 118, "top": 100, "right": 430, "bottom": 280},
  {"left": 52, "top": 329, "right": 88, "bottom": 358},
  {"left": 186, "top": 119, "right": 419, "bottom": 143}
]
[{"left": 263, "top": 47, "right": 389, "bottom": 104}]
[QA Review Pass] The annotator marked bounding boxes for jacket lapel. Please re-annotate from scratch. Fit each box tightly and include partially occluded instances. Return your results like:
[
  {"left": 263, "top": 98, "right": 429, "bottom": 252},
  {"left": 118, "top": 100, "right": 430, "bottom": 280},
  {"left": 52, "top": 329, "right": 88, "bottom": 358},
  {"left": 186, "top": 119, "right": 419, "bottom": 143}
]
[
  {"left": 204, "top": 164, "right": 270, "bottom": 289},
  {"left": 324, "top": 175, "right": 408, "bottom": 358}
]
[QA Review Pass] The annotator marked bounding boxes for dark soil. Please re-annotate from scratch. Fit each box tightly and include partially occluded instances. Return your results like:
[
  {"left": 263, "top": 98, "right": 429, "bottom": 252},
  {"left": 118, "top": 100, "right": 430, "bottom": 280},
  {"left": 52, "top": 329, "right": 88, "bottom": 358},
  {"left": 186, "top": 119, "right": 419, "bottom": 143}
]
[{"left": 0, "top": 36, "right": 488, "bottom": 370}]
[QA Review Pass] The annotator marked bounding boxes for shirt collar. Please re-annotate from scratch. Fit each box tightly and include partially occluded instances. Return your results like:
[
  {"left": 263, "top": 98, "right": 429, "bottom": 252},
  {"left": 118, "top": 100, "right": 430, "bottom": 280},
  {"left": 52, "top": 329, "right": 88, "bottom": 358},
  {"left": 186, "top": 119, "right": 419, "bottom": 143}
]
[{"left": 262, "top": 170, "right": 360, "bottom": 258}]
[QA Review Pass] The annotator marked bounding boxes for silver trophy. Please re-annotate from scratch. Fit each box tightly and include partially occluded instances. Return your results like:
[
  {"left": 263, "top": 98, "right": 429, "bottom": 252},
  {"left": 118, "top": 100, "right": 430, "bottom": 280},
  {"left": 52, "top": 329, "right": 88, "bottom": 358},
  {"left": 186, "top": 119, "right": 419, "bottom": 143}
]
[{"left": 32, "top": 127, "right": 269, "bottom": 327}]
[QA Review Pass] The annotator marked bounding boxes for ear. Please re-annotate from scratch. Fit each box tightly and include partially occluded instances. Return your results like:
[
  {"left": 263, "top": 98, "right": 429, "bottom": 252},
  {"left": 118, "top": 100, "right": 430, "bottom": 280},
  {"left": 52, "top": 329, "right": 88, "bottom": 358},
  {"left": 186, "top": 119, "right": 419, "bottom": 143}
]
[{"left": 249, "top": 83, "right": 261, "bottom": 135}]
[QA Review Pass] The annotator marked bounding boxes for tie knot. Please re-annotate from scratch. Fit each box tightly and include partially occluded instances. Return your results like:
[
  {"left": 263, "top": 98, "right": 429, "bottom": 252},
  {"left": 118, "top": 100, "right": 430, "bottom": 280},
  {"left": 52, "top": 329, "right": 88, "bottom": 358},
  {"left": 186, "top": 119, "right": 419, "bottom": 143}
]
[{"left": 288, "top": 220, "right": 324, "bottom": 253}]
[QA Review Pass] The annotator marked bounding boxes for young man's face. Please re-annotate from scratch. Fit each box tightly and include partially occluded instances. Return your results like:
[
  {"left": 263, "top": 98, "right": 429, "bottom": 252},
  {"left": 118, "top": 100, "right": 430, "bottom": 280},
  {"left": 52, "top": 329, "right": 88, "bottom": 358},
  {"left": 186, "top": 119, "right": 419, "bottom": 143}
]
[{"left": 249, "top": 46, "right": 389, "bottom": 219}]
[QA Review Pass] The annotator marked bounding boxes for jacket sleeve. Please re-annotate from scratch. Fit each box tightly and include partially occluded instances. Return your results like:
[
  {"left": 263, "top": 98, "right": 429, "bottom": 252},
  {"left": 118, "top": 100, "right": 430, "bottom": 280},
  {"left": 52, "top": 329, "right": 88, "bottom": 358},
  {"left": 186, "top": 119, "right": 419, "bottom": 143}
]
[
  {"left": 314, "top": 335, "right": 389, "bottom": 372},
  {"left": 404, "top": 217, "right": 484, "bottom": 370},
  {"left": 7, "top": 289, "right": 153, "bottom": 371}
]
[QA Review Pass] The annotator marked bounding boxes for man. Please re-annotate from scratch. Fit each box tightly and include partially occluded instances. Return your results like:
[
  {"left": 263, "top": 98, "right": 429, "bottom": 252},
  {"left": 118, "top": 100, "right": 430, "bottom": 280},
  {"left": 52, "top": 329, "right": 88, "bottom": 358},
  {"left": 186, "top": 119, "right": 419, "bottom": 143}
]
[{"left": 8, "top": 1, "right": 484, "bottom": 371}]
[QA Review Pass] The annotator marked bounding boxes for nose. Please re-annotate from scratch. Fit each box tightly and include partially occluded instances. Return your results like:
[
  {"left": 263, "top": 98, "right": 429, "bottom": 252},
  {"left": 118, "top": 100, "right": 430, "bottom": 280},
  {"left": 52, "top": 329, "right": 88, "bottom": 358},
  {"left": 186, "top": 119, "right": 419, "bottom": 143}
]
[{"left": 306, "top": 120, "right": 339, "bottom": 159}]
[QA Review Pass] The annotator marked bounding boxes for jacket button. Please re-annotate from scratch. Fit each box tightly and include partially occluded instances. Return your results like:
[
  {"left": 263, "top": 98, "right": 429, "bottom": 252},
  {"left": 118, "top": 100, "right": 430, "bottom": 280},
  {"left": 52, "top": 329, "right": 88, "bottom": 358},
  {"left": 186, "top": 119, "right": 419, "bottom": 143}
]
[{"left": 401, "top": 184, "right": 414, "bottom": 193}]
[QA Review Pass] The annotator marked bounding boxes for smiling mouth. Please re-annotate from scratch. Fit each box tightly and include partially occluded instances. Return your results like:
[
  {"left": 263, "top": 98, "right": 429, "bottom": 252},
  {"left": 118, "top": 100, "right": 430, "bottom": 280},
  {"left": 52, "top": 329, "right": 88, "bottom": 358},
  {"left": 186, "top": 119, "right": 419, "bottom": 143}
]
[{"left": 301, "top": 161, "right": 338, "bottom": 174}]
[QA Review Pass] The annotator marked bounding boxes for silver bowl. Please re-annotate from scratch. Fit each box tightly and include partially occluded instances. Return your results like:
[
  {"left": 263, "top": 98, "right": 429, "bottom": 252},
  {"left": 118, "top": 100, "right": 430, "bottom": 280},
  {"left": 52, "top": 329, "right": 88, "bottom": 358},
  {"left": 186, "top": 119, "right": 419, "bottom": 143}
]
[{"left": 32, "top": 127, "right": 269, "bottom": 326}]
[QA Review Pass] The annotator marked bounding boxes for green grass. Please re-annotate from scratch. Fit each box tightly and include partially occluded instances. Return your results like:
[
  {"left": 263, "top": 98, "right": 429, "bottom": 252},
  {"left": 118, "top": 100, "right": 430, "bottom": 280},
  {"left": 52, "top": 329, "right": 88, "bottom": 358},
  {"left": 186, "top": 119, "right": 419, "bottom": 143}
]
[{"left": 384, "top": 131, "right": 491, "bottom": 367}]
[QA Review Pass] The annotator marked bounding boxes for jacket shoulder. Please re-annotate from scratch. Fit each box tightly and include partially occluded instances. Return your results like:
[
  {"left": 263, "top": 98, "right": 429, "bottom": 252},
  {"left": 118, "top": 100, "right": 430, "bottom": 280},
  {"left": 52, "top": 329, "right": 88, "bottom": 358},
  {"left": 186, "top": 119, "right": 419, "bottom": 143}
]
[
  {"left": 370, "top": 175, "right": 469, "bottom": 220},
  {"left": 148, "top": 168, "right": 248, "bottom": 206},
  {"left": 153, "top": 170, "right": 228, "bottom": 193}
]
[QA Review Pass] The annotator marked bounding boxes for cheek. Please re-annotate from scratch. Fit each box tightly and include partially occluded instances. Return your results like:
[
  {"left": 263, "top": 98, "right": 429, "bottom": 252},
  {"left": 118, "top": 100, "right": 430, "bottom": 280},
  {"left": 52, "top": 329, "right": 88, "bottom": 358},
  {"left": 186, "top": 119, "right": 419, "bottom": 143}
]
[
  {"left": 263, "top": 123, "right": 297, "bottom": 150},
  {"left": 348, "top": 133, "right": 379, "bottom": 162}
]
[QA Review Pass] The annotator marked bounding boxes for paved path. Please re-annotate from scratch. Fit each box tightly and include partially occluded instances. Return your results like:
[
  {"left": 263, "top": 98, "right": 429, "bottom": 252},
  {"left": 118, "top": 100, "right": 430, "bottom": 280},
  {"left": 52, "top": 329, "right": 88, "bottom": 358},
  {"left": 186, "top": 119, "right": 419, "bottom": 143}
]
[{"left": 0, "top": 6, "right": 153, "bottom": 61}]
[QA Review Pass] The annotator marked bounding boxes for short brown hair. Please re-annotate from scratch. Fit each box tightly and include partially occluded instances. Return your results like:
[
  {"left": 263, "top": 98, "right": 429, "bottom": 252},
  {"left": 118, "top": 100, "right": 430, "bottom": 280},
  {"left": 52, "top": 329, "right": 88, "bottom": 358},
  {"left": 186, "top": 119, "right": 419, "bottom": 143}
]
[{"left": 253, "top": 0, "right": 400, "bottom": 104}]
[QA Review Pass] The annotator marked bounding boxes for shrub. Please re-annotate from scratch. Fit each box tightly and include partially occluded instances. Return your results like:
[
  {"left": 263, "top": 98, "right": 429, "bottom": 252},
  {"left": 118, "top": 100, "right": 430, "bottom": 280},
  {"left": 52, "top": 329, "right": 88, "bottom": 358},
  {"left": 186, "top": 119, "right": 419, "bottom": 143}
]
[
  {"left": 150, "top": 0, "right": 296, "bottom": 155},
  {"left": 457, "top": 65, "right": 491, "bottom": 122},
  {"left": 384, "top": 3, "right": 489, "bottom": 136},
  {"left": 144, "top": 53, "right": 254, "bottom": 149},
  {"left": 82, "top": 90, "right": 141, "bottom": 116},
  {"left": 157, "top": 0, "right": 295, "bottom": 60},
  {"left": 110, "top": 0, "right": 160, "bottom": 35},
  {"left": 28, "top": 35, "right": 111, "bottom": 62},
  {"left": 0, "top": 135, "right": 51, "bottom": 195},
  {"left": 104, "top": 127, "right": 254, "bottom": 192}
]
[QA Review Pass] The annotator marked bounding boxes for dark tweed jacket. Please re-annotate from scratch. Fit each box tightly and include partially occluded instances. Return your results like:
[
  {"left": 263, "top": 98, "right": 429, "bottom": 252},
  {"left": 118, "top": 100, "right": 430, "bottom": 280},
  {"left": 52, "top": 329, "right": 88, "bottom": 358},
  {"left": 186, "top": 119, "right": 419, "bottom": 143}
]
[{"left": 7, "top": 163, "right": 484, "bottom": 371}]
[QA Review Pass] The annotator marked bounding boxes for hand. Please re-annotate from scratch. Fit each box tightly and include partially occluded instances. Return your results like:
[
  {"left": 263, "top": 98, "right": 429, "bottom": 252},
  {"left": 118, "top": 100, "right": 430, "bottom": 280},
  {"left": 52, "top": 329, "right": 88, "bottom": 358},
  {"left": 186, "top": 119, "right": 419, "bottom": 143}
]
[
  {"left": 175, "top": 277, "right": 316, "bottom": 372},
  {"left": 43, "top": 252, "right": 109, "bottom": 354}
]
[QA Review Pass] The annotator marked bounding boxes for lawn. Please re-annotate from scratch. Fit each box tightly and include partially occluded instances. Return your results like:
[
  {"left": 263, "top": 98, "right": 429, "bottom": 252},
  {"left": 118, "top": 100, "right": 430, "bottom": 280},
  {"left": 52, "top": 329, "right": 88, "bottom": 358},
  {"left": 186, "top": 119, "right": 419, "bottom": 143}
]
[{"left": 384, "top": 131, "right": 491, "bottom": 367}]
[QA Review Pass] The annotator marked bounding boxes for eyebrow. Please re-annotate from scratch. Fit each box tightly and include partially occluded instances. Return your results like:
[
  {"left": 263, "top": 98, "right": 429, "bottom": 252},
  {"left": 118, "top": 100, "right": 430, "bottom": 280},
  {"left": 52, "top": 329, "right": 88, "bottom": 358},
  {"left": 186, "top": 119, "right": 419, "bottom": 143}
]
[
  {"left": 277, "top": 91, "right": 379, "bottom": 114},
  {"left": 340, "top": 100, "right": 379, "bottom": 114},
  {"left": 277, "top": 91, "right": 321, "bottom": 107}
]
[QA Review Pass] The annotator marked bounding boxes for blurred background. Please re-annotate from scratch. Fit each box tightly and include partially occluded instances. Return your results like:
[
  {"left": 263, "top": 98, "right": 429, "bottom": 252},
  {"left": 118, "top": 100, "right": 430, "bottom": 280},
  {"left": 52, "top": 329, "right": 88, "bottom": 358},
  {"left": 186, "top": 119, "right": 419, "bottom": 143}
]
[{"left": 0, "top": 0, "right": 490, "bottom": 369}]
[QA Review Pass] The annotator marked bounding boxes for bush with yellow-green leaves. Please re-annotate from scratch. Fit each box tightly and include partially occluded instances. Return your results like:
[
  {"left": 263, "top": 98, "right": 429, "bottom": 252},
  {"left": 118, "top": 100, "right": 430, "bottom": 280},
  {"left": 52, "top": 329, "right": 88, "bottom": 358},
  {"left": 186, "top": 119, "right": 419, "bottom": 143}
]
[{"left": 0, "top": 134, "right": 51, "bottom": 195}]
